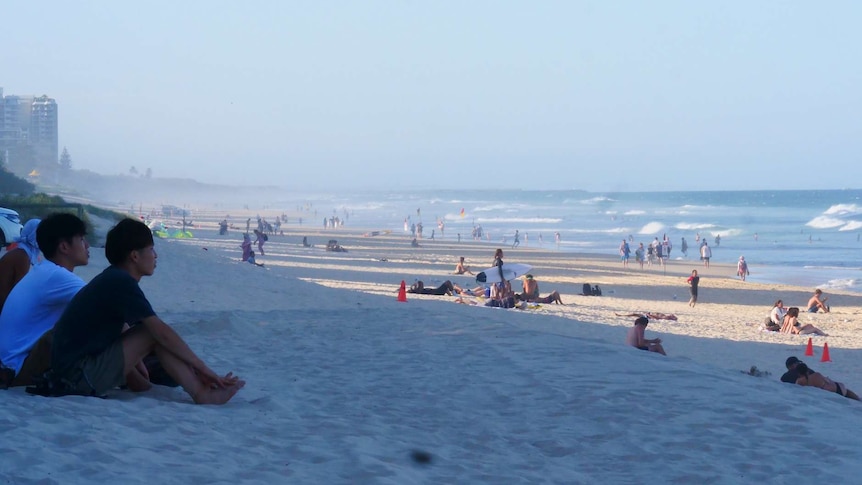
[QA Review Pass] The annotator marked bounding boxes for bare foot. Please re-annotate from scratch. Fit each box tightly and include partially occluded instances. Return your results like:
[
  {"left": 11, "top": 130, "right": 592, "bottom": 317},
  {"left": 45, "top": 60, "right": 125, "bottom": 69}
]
[{"left": 193, "top": 380, "right": 246, "bottom": 405}]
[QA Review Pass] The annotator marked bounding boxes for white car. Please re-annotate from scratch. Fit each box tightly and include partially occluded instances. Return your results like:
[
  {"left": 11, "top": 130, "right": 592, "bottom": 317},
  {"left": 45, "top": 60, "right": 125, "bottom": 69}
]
[{"left": 0, "top": 207, "right": 23, "bottom": 248}]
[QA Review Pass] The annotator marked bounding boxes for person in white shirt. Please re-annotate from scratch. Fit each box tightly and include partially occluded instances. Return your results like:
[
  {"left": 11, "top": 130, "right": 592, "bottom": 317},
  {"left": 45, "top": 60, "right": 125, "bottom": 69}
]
[{"left": 0, "top": 213, "right": 90, "bottom": 387}]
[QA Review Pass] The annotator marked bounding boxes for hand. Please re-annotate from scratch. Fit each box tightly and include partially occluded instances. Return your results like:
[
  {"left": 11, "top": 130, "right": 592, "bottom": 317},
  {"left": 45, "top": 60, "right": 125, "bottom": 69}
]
[{"left": 135, "top": 360, "right": 150, "bottom": 381}]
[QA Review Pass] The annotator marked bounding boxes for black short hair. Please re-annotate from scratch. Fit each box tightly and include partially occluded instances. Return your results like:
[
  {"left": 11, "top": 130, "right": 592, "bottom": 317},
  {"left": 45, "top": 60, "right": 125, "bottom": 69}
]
[
  {"left": 635, "top": 316, "right": 649, "bottom": 326},
  {"left": 105, "top": 218, "right": 154, "bottom": 265},
  {"left": 36, "top": 213, "right": 86, "bottom": 259}
]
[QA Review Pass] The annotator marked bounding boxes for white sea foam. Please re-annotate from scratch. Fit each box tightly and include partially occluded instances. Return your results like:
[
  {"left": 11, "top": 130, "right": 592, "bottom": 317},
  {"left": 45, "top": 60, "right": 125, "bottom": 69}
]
[
  {"left": 806, "top": 216, "right": 846, "bottom": 229},
  {"left": 823, "top": 204, "right": 862, "bottom": 216},
  {"left": 638, "top": 222, "right": 665, "bottom": 234},
  {"left": 569, "top": 227, "right": 631, "bottom": 234},
  {"left": 473, "top": 204, "right": 527, "bottom": 213},
  {"left": 839, "top": 220, "right": 862, "bottom": 231},
  {"left": 820, "top": 278, "right": 858, "bottom": 290},
  {"left": 472, "top": 217, "right": 564, "bottom": 224},
  {"left": 581, "top": 196, "right": 617, "bottom": 204},
  {"left": 675, "top": 222, "right": 717, "bottom": 231},
  {"left": 624, "top": 210, "right": 646, "bottom": 216}
]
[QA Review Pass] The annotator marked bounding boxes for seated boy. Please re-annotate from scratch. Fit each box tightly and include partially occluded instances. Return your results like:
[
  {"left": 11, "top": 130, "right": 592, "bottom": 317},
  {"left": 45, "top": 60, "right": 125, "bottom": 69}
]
[
  {"left": 0, "top": 214, "right": 88, "bottom": 387},
  {"left": 625, "top": 316, "right": 666, "bottom": 355},
  {"left": 807, "top": 289, "right": 830, "bottom": 313},
  {"left": 49, "top": 218, "right": 244, "bottom": 404}
]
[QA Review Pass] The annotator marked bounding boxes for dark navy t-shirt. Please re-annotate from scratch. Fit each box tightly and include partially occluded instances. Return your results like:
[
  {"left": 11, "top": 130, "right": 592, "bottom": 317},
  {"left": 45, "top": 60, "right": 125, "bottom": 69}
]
[{"left": 51, "top": 266, "right": 156, "bottom": 373}]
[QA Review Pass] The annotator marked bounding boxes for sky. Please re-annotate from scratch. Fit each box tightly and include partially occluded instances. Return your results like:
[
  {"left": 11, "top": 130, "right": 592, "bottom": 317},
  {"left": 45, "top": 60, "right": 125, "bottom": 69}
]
[{"left": 2, "top": 1, "right": 860, "bottom": 192}]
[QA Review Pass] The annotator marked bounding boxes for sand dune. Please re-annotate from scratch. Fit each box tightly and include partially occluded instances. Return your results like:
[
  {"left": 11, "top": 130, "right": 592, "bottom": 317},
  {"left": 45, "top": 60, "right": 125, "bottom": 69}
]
[{"left": 2, "top": 221, "right": 861, "bottom": 483}]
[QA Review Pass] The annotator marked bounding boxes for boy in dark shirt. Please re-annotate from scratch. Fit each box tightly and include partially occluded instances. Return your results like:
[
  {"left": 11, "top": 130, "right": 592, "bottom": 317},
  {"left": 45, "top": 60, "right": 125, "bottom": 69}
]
[{"left": 51, "top": 218, "right": 244, "bottom": 404}]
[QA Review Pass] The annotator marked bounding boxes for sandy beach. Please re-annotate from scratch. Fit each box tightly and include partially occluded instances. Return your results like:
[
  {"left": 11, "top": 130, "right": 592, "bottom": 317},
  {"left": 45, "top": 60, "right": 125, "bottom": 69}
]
[{"left": 2, "top": 212, "right": 862, "bottom": 484}]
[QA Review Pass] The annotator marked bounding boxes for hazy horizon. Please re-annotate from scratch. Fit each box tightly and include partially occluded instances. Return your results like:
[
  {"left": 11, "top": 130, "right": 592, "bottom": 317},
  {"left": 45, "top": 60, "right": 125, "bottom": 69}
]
[{"left": 3, "top": 2, "right": 860, "bottom": 192}]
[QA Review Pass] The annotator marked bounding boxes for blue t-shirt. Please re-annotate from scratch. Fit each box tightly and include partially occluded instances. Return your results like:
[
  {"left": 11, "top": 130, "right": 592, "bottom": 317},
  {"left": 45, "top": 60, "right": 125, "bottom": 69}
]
[
  {"left": 51, "top": 266, "right": 156, "bottom": 374},
  {"left": 0, "top": 261, "right": 85, "bottom": 374}
]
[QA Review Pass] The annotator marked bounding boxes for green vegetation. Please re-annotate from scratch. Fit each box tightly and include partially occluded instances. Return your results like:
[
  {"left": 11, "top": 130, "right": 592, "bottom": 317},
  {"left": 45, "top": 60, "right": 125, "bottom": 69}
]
[{"left": 1, "top": 193, "right": 131, "bottom": 247}]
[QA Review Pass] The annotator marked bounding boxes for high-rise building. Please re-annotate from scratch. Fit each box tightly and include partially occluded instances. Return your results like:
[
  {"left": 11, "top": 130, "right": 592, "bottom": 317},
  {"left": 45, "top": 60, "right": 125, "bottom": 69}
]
[{"left": 0, "top": 88, "right": 58, "bottom": 171}]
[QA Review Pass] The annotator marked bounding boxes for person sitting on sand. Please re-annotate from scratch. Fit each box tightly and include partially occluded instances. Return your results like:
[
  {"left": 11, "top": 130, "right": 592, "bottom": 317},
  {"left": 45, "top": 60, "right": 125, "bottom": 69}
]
[
  {"left": 0, "top": 214, "right": 89, "bottom": 388},
  {"left": 625, "top": 316, "right": 666, "bottom": 355},
  {"left": 411, "top": 238, "right": 420, "bottom": 248},
  {"left": 454, "top": 257, "right": 473, "bottom": 275},
  {"left": 518, "top": 274, "right": 563, "bottom": 304},
  {"left": 780, "top": 307, "right": 827, "bottom": 336},
  {"left": 485, "top": 280, "right": 517, "bottom": 308},
  {"left": 794, "top": 362, "right": 860, "bottom": 401},
  {"left": 47, "top": 218, "right": 245, "bottom": 404},
  {"left": 615, "top": 312, "right": 678, "bottom": 321},
  {"left": 247, "top": 251, "right": 264, "bottom": 267},
  {"left": 408, "top": 280, "right": 455, "bottom": 296},
  {"left": 765, "top": 300, "right": 787, "bottom": 331},
  {"left": 807, "top": 289, "right": 830, "bottom": 313},
  {"left": 0, "top": 218, "right": 41, "bottom": 312}
]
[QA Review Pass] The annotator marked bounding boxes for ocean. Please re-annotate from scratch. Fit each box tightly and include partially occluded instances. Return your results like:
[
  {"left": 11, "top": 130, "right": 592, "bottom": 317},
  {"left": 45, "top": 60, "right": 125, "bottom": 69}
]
[{"left": 275, "top": 189, "right": 862, "bottom": 293}]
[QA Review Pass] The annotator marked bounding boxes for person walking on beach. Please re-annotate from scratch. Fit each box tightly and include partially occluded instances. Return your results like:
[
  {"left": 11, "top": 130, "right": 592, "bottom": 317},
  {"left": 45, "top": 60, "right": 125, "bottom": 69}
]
[
  {"left": 687, "top": 270, "right": 700, "bottom": 307},
  {"left": 554, "top": 232, "right": 561, "bottom": 249},
  {"left": 635, "top": 243, "right": 645, "bottom": 270},
  {"left": 48, "top": 218, "right": 245, "bottom": 404},
  {"left": 700, "top": 241, "right": 712, "bottom": 268},
  {"left": 254, "top": 229, "right": 266, "bottom": 256},
  {"left": 619, "top": 239, "right": 630, "bottom": 268},
  {"left": 807, "top": 289, "right": 830, "bottom": 313},
  {"left": 680, "top": 237, "right": 688, "bottom": 257},
  {"left": 625, "top": 316, "right": 667, "bottom": 355},
  {"left": 512, "top": 230, "right": 520, "bottom": 248},
  {"left": 736, "top": 256, "right": 750, "bottom": 281}
]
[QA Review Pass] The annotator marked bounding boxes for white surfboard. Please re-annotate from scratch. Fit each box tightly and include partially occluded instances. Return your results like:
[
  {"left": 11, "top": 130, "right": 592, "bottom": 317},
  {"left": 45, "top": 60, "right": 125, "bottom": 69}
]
[{"left": 475, "top": 263, "right": 532, "bottom": 284}]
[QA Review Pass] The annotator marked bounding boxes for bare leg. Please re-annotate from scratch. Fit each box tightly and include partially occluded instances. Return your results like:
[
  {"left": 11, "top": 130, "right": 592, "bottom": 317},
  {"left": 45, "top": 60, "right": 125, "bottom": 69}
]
[
  {"left": 650, "top": 343, "right": 667, "bottom": 356},
  {"left": 845, "top": 389, "right": 860, "bottom": 401},
  {"left": 121, "top": 326, "right": 244, "bottom": 405}
]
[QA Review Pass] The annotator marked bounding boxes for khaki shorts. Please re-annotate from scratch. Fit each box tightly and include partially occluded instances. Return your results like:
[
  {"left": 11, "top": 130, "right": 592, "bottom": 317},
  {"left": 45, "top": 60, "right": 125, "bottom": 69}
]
[
  {"left": 12, "top": 329, "right": 54, "bottom": 387},
  {"left": 66, "top": 339, "right": 126, "bottom": 396}
]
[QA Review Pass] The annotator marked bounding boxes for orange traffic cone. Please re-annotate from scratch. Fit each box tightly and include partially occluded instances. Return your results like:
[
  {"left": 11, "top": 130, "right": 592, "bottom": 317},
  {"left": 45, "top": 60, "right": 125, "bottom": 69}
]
[
  {"left": 804, "top": 338, "right": 814, "bottom": 357},
  {"left": 397, "top": 280, "right": 407, "bottom": 302},
  {"left": 821, "top": 342, "right": 832, "bottom": 362}
]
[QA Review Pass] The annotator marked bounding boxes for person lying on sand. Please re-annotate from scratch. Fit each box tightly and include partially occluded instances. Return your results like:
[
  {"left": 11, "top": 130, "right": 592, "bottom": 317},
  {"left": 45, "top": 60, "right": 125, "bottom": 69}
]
[
  {"left": 625, "top": 316, "right": 667, "bottom": 355},
  {"left": 408, "top": 280, "right": 454, "bottom": 296},
  {"left": 452, "top": 283, "right": 486, "bottom": 297},
  {"left": 46, "top": 218, "right": 245, "bottom": 404},
  {"left": 780, "top": 307, "right": 827, "bottom": 336},
  {"left": 794, "top": 363, "right": 860, "bottom": 401},
  {"left": 615, "top": 312, "right": 678, "bottom": 321}
]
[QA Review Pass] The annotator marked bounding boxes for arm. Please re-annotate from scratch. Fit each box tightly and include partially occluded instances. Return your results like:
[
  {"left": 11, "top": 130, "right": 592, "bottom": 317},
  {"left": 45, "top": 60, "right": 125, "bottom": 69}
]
[{"left": 141, "top": 315, "right": 223, "bottom": 386}]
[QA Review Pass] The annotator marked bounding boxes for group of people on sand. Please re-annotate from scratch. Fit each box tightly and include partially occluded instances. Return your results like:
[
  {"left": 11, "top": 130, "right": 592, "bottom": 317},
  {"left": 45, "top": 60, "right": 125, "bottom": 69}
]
[
  {"left": 765, "top": 290, "right": 832, "bottom": 335},
  {"left": 410, "top": 249, "right": 564, "bottom": 309},
  {"left": 0, "top": 214, "right": 244, "bottom": 404}
]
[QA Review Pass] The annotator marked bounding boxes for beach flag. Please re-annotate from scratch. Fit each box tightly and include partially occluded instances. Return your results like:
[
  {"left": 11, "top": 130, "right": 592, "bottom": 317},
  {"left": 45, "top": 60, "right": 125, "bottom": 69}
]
[
  {"left": 821, "top": 342, "right": 832, "bottom": 362},
  {"left": 805, "top": 338, "right": 814, "bottom": 356},
  {"left": 460, "top": 208, "right": 465, "bottom": 218},
  {"left": 397, "top": 281, "right": 407, "bottom": 302}
]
